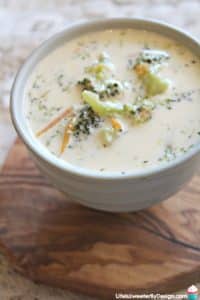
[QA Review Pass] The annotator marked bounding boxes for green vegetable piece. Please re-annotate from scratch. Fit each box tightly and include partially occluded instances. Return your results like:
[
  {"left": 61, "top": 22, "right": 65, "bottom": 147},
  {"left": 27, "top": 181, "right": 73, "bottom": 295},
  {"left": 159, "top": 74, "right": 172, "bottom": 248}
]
[
  {"left": 124, "top": 103, "right": 152, "bottom": 124},
  {"left": 86, "top": 61, "right": 114, "bottom": 80},
  {"left": 99, "top": 80, "right": 123, "bottom": 99},
  {"left": 82, "top": 91, "right": 154, "bottom": 125},
  {"left": 78, "top": 78, "right": 123, "bottom": 99},
  {"left": 143, "top": 72, "right": 169, "bottom": 97},
  {"left": 99, "top": 127, "right": 118, "bottom": 147},
  {"left": 98, "top": 52, "right": 110, "bottom": 62},
  {"left": 78, "top": 78, "right": 95, "bottom": 92},
  {"left": 87, "top": 63, "right": 106, "bottom": 74},
  {"left": 82, "top": 90, "right": 124, "bottom": 116},
  {"left": 133, "top": 108, "right": 152, "bottom": 124},
  {"left": 86, "top": 52, "right": 114, "bottom": 80},
  {"left": 73, "top": 105, "right": 101, "bottom": 137},
  {"left": 134, "top": 49, "right": 170, "bottom": 97},
  {"left": 137, "top": 49, "right": 170, "bottom": 65}
]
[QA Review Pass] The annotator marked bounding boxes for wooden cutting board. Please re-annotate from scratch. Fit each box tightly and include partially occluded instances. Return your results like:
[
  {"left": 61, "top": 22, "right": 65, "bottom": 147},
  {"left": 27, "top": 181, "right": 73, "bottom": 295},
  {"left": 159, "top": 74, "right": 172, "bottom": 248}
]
[{"left": 0, "top": 139, "right": 199, "bottom": 299}]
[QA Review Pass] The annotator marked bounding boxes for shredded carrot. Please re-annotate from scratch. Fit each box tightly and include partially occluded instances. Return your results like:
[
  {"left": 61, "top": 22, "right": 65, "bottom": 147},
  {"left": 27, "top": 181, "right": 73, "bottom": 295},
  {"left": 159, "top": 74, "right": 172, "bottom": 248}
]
[
  {"left": 36, "top": 107, "right": 73, "bottom": 137},
  {"left": 60, "top": 122, "right": 74, "bottom": 154},
  {"left": 111, "top": 118, "right": 122, "bottom": 131}
]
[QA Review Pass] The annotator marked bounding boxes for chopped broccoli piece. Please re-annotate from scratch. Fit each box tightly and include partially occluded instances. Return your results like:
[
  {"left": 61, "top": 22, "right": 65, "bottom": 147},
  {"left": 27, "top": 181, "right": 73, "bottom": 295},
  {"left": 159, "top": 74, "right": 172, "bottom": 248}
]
[
  {"left": 99, "top": 80, "right": 123, "bottom": 99},
  {"left": 85, "top": 52, "right": 114, "bottom": 80},
  {"left": 86, "top": 63, "right": 108, "bottom": 80},
  {"left": 78, "top": 53, "right": 123, "bottom": 98},
  {"left": 124, "top": 102, "right": 153, "bottom": 124},
  {"left": 143, "top": 72, "right": 169, "bottom": 97},
  {"left": 78, "top": 78, "right": 123, "bottom": 99},
  {"left": 134, "top": 49, "right": 170, "bottom": 97},
  {"left": 78, "top": 78, "right": 96, "bottom": 92},
  {"left": 135, "top": 49, "right": 170, "bottom": 66},
  {"left": 73, "top": 105, "right": 101, "bottom": 137},
  {"left": 132, "top": 107, "right": 152, "bottom": 124},
  {"left": 82, "top": 90, "right": 124, "bottom": 116},
  {"left": 98, "top": 52, "right": 110, "bottom": 63},
  {"left": 82, "top": 91, "right": 154, "bottom": 125},
  {"left": 134, "top": 63, "right": 169, "bottom": 97}
]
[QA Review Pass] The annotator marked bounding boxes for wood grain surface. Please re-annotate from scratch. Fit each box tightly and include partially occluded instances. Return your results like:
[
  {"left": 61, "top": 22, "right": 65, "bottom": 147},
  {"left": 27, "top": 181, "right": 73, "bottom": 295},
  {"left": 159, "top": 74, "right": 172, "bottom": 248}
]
[{"left": 0, "top": 139, "right": 199, "bottom": 299}]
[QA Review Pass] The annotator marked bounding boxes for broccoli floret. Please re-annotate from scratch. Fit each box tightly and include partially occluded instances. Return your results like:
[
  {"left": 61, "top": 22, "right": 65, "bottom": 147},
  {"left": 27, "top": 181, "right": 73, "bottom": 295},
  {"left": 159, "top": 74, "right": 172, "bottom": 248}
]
[
  {"left": 124, "top": 101, "right": 153, "bottom": 124},
  {"left": 135, "top": 49, "right": 170, "bottom": 66},
  {"left": 85, "top": 52, "right": 114, "bottom": 80},
  {"left": 134, "top": 49, "right": 170, "bottom": 97},
  {"left": 82, "top": 90, "right": 153, "bottom": 124},
  {"left": 78, "top": 78, "right": 96, "bottom": 92},
  {"left": 73, "top": 105, "right": 101, "bottom": 137},
  {"left": 99, "top": 81, "right": 123, "bottom": 99},
  {"left": 134, "top": 62, "right": 169, "bottom": 97},
  {"left": 143, "top": 72, "right": 169, "bottom": 97},
  {"left": 82, "top": 90, "right": 124, "bottom": 117},
  {"left": 78, "top": 53, "right": 123, "bottom": 99},
  {"left": 78, "top": 78, "right": 122, "bottom": 99}
]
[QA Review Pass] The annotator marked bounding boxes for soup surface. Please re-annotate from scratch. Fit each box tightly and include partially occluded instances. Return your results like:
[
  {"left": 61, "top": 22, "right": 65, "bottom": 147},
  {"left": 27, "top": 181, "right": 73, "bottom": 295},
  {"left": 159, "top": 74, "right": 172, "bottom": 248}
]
[{"left": 25, "top": 29, "right": 200, "bottom": 173}]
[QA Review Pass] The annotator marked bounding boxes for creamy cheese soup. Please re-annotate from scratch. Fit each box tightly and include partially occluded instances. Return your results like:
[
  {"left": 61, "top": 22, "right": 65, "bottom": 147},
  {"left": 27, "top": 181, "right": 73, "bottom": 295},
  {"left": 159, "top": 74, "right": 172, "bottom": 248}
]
[{"left": 25, "top": 29, "right": 200, "bottom": 173}]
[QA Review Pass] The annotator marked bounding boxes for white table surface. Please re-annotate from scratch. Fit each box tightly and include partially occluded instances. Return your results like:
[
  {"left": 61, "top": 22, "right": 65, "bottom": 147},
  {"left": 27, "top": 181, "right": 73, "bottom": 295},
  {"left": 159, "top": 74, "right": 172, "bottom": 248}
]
[{"left": 0, "top": 1, "right": 200, "bottom": 299}]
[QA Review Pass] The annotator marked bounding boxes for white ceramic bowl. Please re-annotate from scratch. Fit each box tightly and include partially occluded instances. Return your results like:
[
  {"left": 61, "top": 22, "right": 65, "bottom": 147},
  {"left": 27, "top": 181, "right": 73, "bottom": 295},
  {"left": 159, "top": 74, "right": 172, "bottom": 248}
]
[{"left": 11, "top": 18, "right": 200, "bottom": 212}]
